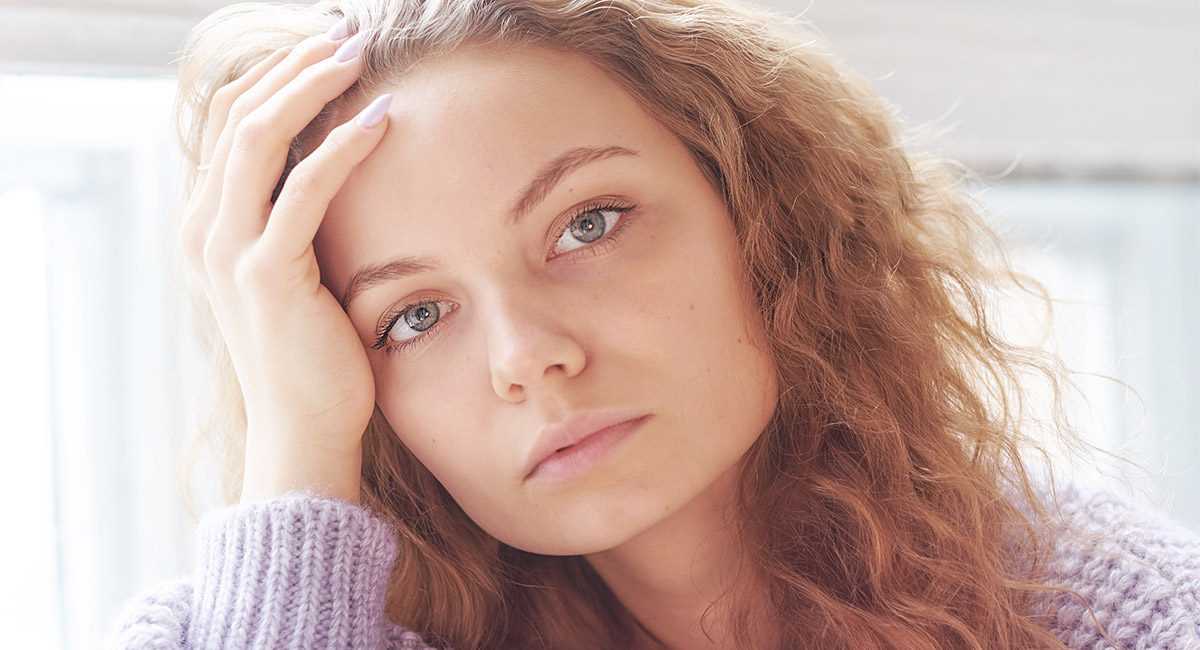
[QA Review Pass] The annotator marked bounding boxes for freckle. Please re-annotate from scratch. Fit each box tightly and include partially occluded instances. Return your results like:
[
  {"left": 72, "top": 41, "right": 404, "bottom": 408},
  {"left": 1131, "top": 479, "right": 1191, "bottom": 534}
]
[{"left": 689, "top": 304, "right": 695, "bottom": 310}]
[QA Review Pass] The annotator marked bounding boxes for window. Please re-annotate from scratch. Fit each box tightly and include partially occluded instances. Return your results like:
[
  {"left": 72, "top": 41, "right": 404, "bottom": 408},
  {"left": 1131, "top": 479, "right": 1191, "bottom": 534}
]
[
  {"left": 0, "top": 74, "right": 189, "bottom": 650},
  {"left": 983, "top": 180, "right": 1200, "bottom": 517}
]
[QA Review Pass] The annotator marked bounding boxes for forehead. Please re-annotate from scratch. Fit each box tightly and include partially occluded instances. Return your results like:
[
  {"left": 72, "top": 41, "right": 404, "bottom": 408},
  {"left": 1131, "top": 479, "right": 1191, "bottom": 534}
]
[{"left": 316, "top": 45, "right": 679, "bottom": 291}]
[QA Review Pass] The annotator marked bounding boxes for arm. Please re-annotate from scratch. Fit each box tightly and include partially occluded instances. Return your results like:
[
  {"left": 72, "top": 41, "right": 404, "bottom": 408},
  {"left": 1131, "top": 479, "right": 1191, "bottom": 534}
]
[{"left": 103, "top": 493, "right": 437, "bottom": 650}]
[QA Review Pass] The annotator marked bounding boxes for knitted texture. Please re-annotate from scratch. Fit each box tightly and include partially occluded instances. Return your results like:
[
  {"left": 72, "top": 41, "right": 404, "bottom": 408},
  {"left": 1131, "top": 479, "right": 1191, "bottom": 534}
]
[
  {"left": 104, "top": 492, "right": 434, "bottom": 650},
  {"left": 103, "top": 487, "right": 1199, "bottom": 649},
  {"left": 104, "top": 579, "right": 194, "bottom": 650},
  {"left": 1042, "top": 487, "right": 1200, "bottom": 650}
]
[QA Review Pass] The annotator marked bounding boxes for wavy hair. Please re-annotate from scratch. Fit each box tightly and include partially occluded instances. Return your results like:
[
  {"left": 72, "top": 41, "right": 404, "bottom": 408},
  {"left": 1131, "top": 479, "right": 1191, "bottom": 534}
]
[{"left": 176, "top": 0, "right": 1095, "bottom": 647}]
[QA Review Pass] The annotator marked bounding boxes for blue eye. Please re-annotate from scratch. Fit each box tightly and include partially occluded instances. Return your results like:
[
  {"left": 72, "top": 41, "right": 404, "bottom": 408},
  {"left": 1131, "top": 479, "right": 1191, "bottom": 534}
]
[
  {"left": 553, "top": 206, "right": 628, "bottom": 253},
  {"left": 390, "top": 301, "right": 441, "bottom": 341},
  {"left": 371, "top": 299, "right": 455, "bottom": 354}
]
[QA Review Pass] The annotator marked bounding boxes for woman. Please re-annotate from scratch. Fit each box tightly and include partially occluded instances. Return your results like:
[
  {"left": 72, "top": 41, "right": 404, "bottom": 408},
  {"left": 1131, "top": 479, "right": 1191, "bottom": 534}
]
[{"left": 106, "top": 0, "right": 1199, "bottom": 648}]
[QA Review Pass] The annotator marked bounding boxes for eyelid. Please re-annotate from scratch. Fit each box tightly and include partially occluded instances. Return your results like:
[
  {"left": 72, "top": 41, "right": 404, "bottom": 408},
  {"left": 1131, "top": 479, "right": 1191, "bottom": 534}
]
[
  {"left": 368, "top": 197, "right": 637, "bottom": 355},
  {"left": 547, "top": 197, "right": 637, "bottom": 259},
  {"left": 371, "top": 297, "right": 455, "bottom": 353}
]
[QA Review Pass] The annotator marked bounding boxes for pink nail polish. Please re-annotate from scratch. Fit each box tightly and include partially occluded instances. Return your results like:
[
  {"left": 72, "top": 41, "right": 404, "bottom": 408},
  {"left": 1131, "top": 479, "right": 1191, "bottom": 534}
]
[
  {"left": 327, "top": 17, "right": 351, "bottom": 41},
  {"left": 334, "top": 33, "right": 362, "bottom": 62},
  {"left": 357, "top": 94, "right": 393, "bottom": 128}
]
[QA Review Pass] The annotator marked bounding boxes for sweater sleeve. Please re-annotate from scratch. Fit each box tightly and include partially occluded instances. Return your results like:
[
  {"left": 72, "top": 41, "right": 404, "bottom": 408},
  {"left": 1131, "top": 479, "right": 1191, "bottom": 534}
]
[
  {"left": 1043, "top": 486, "right": 1200, "bottom": 650},
  {"left": 103, "top": 492, "right": 437, "bottom": 650}
]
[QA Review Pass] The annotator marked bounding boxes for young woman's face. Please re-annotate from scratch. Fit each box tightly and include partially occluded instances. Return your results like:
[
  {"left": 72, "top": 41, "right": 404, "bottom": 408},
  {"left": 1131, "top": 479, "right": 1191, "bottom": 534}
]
[{"left": 316, "top": 45, "right": 778, "bottom": 555}]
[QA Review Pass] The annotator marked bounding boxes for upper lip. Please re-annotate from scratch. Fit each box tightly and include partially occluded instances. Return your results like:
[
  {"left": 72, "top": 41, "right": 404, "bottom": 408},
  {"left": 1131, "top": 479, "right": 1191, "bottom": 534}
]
[{"left": 522, "top": 408, "right": 648, "bottom": 479}]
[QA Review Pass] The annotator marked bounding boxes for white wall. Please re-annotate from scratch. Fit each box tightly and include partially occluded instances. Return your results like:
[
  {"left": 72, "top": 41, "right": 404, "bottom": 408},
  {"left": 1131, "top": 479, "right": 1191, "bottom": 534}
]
[
  {"left": 3, "top": 0, "right": 1197, "bottom": 179},
  {"left": 799, "top": 0, "right": 1199, "bottom": 180}
]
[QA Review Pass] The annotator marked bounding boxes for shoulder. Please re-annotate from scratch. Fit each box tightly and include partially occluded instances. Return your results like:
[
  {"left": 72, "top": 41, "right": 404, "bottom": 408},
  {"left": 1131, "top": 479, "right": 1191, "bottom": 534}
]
[{"left": 1038, "top": 484, "right": 1200, "bottom": 650}]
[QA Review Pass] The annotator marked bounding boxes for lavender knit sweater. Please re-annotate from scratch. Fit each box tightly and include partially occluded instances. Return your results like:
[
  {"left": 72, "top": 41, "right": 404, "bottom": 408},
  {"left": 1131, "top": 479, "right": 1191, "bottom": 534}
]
[{"left": 104, "top": 487, "right": 1200, "bottom": 649}]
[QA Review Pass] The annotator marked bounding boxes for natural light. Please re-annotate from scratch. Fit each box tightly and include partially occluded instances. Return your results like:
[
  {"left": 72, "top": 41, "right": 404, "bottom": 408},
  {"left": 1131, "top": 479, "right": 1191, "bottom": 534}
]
[{"left": 1, "top": 66, "right": 1196, "bottom": 649}]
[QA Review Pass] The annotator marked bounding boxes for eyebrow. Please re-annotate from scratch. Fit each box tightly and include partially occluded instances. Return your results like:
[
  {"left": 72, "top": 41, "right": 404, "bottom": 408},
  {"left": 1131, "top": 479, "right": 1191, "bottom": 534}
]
[
  {"left": 340, "top": 144, "right": 638, "bottom": 311},
  {"left": 506, "top": 145, "right": 638, "bottom": 225},
  {"left": 340, "top": 257, "right": 438, "bottom": 312}
]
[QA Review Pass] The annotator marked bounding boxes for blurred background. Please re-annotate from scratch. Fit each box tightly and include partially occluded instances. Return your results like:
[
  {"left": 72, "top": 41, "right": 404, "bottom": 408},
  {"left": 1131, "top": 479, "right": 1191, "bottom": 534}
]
[{"left": 0, "top": 0, "right": 1196, "bottom": 648}]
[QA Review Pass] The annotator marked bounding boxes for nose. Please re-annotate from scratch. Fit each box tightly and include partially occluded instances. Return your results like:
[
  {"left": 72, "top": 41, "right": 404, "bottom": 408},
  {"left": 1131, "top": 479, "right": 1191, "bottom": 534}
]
[{"left": 484, "top": 293, "right": 587, "bottom": 402}]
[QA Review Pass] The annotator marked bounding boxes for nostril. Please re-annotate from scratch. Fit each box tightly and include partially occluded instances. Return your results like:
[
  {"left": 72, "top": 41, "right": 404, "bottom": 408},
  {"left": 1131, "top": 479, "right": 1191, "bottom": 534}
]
[{"left": 500, "top": 382, "right": 525, "bottom": 403}]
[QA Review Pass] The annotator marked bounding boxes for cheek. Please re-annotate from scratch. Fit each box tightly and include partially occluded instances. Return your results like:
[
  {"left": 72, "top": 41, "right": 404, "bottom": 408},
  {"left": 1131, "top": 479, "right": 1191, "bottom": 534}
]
[
  {"left": 370, "top": 352, "right": 489, "bottom": 481},
  {"left": 656, "top": 218, "right": 777, "bottom": 431},
  {"left": 372, "top": 352, "right": 536, "bottom": 544},
  {"left": 643, "top": 217, "right": 760, "bottom": 361}
]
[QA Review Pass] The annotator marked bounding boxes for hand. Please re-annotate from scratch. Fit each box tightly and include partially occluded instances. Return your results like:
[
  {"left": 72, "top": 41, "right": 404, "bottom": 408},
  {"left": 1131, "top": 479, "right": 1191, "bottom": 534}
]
[{"left": 179, "top": 28, "right": 392, "bottom": 504}]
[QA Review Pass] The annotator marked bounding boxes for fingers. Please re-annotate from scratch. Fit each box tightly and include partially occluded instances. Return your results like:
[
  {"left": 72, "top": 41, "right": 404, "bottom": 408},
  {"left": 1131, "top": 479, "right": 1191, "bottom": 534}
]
[
  {"left": 185, "top": 47, "right": 293, "bottom": 262},
  {"left": 199, "top": 46, "right": 291, "bottom": 171},
  {"left": 205, "top": 33, "right": 344, "bottom": 174},
  {"left": 209, "top": 32, "right": 364, "bottom": 245},
  {"left": 264, "top": 93, "right": 394, "bottom": 257},
  {"left": 183, "top": 18, "right": 387, "bottom": 283},
  {"left": 219, "top": 34, "right": 365, "bottom": 219},
  {"left": 185, "top": 30, "right": 351, "bottom": 264}
]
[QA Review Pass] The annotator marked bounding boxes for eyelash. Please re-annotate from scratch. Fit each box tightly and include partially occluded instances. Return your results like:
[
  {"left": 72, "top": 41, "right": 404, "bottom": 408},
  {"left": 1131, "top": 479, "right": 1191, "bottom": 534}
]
[
  {"left": 371, "top": 299, "right": 450, "bottom": 356},
  {"left": 552, "top": 199, "right": 636, "bottom": 258},
  {"left": 371, "top": 200, "right": 638, "bottom": 356}
]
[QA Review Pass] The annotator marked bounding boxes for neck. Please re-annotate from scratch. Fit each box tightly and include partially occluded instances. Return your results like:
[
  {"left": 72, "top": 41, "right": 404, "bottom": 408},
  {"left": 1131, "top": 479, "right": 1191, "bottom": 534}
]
[{"left": 585, "top": 467, "right": 769, "bottom": 650}]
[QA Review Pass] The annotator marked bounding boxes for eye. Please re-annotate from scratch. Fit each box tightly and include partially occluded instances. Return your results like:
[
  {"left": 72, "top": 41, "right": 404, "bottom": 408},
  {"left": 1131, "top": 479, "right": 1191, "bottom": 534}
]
[
  {"left": 371, "top": 299, "right": 455, "bottom": 353},
  {"left": 553, "top": 205, "right": 629, "bottom": 254},
  {"left": 392, "top": 301, "right": 441, "bottom": 340}
]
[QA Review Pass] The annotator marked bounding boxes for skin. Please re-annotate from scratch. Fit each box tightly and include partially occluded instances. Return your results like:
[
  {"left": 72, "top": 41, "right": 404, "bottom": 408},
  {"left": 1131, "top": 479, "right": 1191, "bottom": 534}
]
[
  {"left": 318, "top": 45, "right": 780, "bottom": 647},
  {"left": 181, "top": 32, "right": 382, "bottom": 505},
  {"left": 185, "top": 26, "right": 777, "bottom": 649},
  {"left": 316, "top": 43, "right": 778, "bottom": 554}
]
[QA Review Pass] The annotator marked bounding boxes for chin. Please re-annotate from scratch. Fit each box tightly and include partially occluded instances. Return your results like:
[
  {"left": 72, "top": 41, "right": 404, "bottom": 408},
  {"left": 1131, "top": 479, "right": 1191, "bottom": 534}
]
[{"left": 484, "top": 497, "right": 669, "bottom": 556}]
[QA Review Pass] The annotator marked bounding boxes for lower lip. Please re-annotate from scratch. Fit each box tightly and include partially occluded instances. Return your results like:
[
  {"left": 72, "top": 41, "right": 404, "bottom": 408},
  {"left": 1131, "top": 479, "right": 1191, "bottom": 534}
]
[{"left": 525, "top": 416, "right": 649, "bottom": 484}]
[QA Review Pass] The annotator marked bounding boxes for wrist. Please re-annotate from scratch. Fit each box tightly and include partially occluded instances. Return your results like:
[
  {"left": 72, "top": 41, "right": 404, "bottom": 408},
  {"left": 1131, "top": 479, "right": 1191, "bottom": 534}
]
[{"left": 241, "top": 439, "right": 363, "bottom": 505}]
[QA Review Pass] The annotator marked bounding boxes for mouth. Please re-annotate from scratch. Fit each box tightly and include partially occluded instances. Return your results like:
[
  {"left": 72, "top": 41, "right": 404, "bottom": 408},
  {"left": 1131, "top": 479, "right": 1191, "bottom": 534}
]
[{"left": 524, "top": 411, "right": 651, "bottom": 483}]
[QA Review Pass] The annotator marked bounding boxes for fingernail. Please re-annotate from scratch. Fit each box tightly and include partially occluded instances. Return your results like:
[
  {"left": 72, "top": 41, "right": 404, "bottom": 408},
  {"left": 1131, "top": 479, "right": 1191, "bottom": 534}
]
[
  {"left": 357, "top": 94, "right": 393, "bottom": 128},
  {"left": 327, "top": 17, "right": 351, "bottom": 41},
  {"left": 334, "top": 33, "right": 362, "bottom": 62}
]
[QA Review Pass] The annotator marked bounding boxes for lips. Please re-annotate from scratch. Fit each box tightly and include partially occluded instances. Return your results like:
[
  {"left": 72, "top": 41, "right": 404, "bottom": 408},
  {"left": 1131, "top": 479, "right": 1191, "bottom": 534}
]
[{"left": 523, "top": 409, "right": 650, "bottom": 482}]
